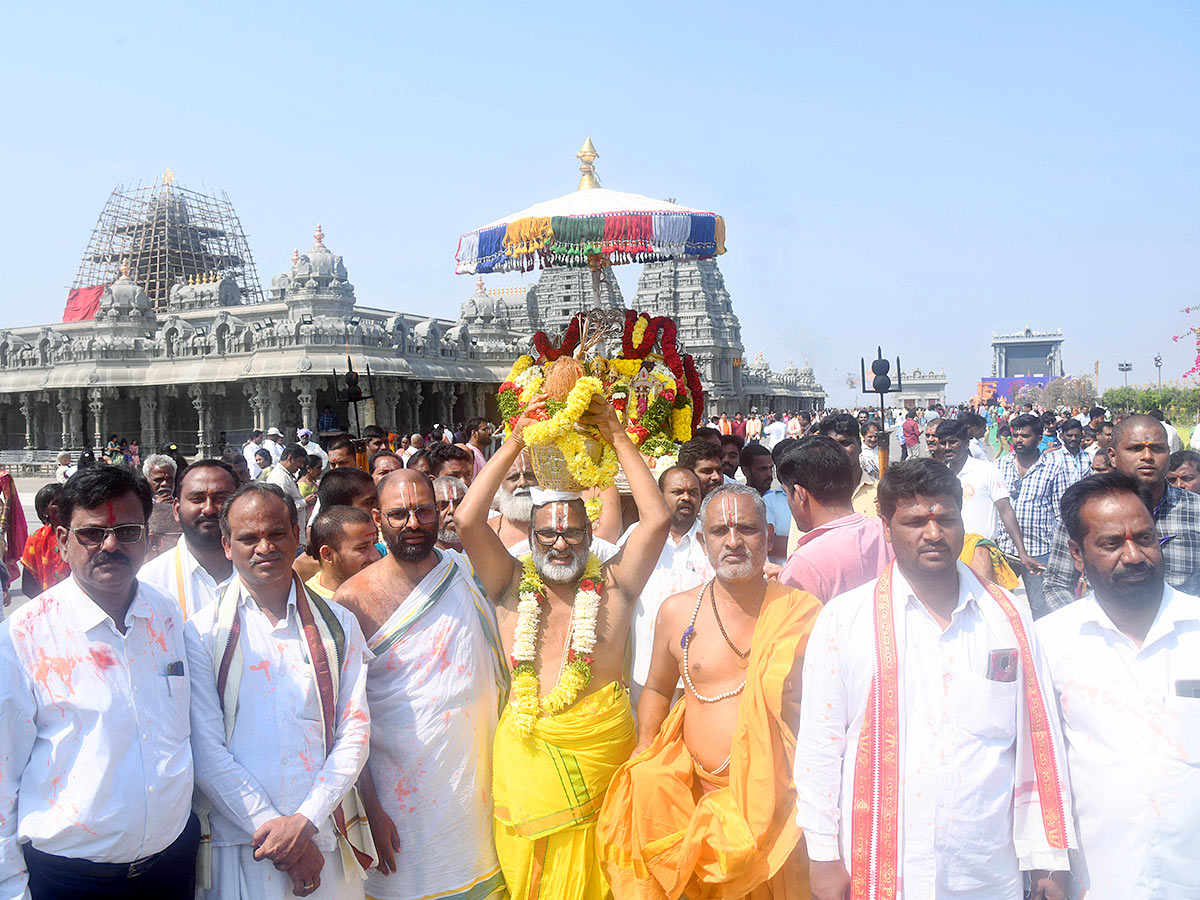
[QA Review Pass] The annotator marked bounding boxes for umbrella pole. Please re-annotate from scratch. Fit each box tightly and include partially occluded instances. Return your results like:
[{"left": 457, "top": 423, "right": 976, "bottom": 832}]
[{"left": 588, "top": 254, "right": 612, "bottom": 309}]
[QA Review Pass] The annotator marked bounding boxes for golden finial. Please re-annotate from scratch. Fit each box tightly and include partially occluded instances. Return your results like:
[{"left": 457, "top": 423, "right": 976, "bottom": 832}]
[
  {"left": 576, "top": 138, "right": 600, "bottom": 191},
  {"left": 314, "top": 223, "right": 325, "bottom": 247},
  {"left": 292, "top": 247, "right": 300, "bottom": 265},
  {"left": 187, "top": 274, "right": 194, "bottom": 285},
  {"left": 119, "top": 259, "right": 130, "bottom": 280},
  {"left": 476, "top": 275, "right": 484, "bottom": 292},
  {"left": 162, "top": 168, "right": 175, "bottom": 187}
]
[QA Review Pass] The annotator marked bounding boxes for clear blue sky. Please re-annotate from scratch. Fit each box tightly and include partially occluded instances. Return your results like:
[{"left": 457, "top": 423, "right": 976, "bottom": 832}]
[{"left": 3, "top": 1, "right": 1197, "bottom": 405}]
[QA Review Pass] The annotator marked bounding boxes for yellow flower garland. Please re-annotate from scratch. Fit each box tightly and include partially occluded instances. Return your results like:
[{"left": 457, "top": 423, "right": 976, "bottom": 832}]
[
  {"left": 610, "top": 358, "right": 643, "bottom": 379},
  {"left": 506, "top": 355, "right": 534, "bottom": 383},
  {"left": 509, "top": 553, "right": 605, "bottom": 734},
  {"left": 522, "top": 376, "right": 603, "bottom": 446},
  {"left": 631, "top": 314, "right": 650, "bottom": 348},
  {"left": 672, "top": 405, "right": 693, "bottom": 442},
  {"left": 558, "top": 430, "right": 619, "bottom": 488}
]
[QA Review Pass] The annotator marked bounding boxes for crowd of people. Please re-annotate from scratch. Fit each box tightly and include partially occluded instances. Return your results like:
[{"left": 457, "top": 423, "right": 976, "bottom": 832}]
[{"left": 0, "top": 395, "right": 1196, "bottom": 900}]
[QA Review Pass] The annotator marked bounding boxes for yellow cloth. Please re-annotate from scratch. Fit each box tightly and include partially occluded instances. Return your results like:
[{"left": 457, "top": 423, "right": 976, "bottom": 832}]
[
  {"left": 597, "top": 582, "right": 821, "bottom": 899},
  {"left": 304, "top": 572, "right": 337, "bottom": 600},
  {"left": 851, "top": 473, "right": 879, "bottom": 518},
  {"left": 493, "top": 681, "right": 636, "bottom": 900},
  {"left": 959, "top": 533, "right": 1021, "bottom": 590}
]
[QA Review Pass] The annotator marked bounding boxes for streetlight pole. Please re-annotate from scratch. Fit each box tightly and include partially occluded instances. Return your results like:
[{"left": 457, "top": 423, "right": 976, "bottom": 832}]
[
  {"left": 1118, "top": 361, "right": 1132, "bottom": 388},
  {"left": 1155, "top": 353, "right": 1163, "bottom": 390}
]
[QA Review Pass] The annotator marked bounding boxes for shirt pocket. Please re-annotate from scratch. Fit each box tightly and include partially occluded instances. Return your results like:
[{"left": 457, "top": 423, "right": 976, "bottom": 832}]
[
  {"left": 956, "top": 672, "right": 1019, "bottom": 743},
  {"left": 1166, "top": 693, "right": 1200, "bottom": 765}
]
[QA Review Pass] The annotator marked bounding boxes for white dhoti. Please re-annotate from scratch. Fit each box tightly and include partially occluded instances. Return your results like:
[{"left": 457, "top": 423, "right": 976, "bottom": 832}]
[
  {"left": 210, "top": 845, "right": 364, "bottom": 900},
  {"left": 363, "top": 549, "right": 507, "bottom": 900}
]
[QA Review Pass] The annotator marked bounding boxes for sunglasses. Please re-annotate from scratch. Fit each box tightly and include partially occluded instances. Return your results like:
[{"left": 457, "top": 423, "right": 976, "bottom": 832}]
[{"left": 71, "top": 524, "right": 146, "bottom": 547}]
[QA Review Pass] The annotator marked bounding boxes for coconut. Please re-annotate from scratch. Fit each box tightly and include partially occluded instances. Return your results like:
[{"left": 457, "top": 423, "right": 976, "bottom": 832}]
[{"left": 543, "top": 357, "right": 584, "bottom": 401}]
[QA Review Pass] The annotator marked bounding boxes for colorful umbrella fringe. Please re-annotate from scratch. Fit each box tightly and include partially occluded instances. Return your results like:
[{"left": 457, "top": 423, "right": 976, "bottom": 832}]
[{"left": 456, "top": 211, "right": 726, "bottom": 275}]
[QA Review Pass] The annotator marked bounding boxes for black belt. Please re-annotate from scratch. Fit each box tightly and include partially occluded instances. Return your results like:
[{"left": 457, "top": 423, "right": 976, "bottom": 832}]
[
  {"left": 24, "top": 814, "right": 197, "bottom": 879},
  {"left": 24, "top": 844, "right": 166, "bottom": 879}
]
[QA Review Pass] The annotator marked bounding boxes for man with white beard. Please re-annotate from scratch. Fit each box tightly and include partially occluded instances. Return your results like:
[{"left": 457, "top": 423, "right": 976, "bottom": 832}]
[
  {"left": 433, "top": 476, "right": 467, "bottom": 552},
  {"left": 488, "top": 448, "right": 621, "bottom": 561}
]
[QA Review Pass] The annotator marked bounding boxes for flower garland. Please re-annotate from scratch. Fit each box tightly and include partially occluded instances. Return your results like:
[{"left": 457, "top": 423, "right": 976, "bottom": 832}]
[
  {"left": 509, "top": 553, "right": 604, "bottom": 735},
  {"left": 584, "top": 496, "right": 603, "bottom": 523},
  {"left": 522, "top": 376, "right": 602, "bottom": 445},
  {"left": 672, "top": 405, "right": 694, "bottom": 442},
  {"left": 532, "top": 314, "right": 583, "bottom": 362},
  {"left": 558, "top": 429, "right": 620, "bottom": 487}
]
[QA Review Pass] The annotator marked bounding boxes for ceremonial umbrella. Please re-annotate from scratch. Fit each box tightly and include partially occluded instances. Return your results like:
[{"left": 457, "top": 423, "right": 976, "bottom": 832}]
[{"left": 454, "top": 139, "right": 726, "bottom": 305}]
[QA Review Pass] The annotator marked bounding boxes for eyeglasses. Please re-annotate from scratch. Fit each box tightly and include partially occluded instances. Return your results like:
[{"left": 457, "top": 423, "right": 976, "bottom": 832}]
[
  {"left": 532, "top": 528, "right": 588, "bottom": 547},
  {"left": 71, "top": 524, "right": 146, "bottom": 546},
  {"left": 382, "top": 506, "right": 438, "bottom": 527}
]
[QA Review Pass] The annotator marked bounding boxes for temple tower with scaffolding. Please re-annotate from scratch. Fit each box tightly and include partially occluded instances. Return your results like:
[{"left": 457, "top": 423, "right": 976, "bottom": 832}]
[{"left": 70, "top": 170, "right": 262, "bottom": 313}]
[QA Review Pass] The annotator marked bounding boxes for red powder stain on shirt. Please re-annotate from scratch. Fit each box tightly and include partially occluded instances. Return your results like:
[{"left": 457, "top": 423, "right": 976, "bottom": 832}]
[
  {"left": 144, "top": 618, "right": 168, "bottom": 654},
  {"left": 249, "top": 660, "right": 271, "bottom": 682},
  {"left": 32, "top": 649, "right": 79, "bottom": 694},
  {"left": 298, "top": 751, "right": 313, "bottom": 773},
  {"left": 88, "top": 646, "right": 118, "bottom": 671},
  {"left": 49, "top": 775, "right": 65, "bottom": 802}
]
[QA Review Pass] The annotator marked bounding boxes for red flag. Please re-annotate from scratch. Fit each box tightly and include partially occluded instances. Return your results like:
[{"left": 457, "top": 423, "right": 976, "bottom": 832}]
[{"left": 62, "top": 286, "right": 104, "bottom": 323}]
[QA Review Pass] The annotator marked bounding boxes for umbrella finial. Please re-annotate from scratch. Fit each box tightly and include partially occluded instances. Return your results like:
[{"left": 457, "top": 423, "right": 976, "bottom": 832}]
[{"left": 576, "top": 137, "right": 600, "bottom": 191}]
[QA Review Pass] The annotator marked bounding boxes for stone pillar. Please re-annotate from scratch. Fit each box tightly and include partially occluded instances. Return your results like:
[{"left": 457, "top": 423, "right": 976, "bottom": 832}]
[
  {"left": 189, "top": 384, "right": 210, "bottom": 457},
  {"left": 88, "top": 388, "right": 105, "bottom": 450},
  {"left": 140, "top": 392, "right": 159, "bottom": 452},
  {"left": 18, "top": 394, "right": 33, "bottom": 450},
  {"left": 57, "top": 391, "right": 72, "bottom": 450},
  {"left": 266, "top": 381, "right": 282, "bottom": 432},
  {"left": 295, "top": 377, "right": 316, "bottom": 432},
  {"left": 68, "top": 392, "right": 83, "bottom": 449}
]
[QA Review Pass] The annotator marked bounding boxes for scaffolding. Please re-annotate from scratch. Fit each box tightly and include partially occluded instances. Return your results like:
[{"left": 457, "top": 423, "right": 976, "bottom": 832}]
[{"left": 71, "top": 170, "right": 264, "bottom": 311}]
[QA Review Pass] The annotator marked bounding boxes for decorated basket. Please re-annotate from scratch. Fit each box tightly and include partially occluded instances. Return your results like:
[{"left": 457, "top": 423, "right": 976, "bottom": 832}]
[
  {"left": 528, "top": 429, "right": 604, "bottom": 493},
  {"left": 497, "top": 308, "right": 704, "bottom": 493}
]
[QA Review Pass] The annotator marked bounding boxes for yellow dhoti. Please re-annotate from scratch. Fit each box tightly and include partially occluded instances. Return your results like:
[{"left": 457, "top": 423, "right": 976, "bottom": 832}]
[
  {"left": 493, "top": 681, "right": 636, "bottom": 900},
  {"left": 597, "top": 582, "right": 822, "bottom": 900}
]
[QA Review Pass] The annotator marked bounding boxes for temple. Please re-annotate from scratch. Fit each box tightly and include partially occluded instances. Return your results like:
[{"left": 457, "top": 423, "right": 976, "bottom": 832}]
[{"left": 0, "top": 159, "right": 822, "bottom": 460}]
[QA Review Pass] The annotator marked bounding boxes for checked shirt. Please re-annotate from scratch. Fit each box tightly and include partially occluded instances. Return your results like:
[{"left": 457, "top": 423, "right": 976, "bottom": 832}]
[{"left": 995, "top": 451, "right": 1073, "bottom": 558}]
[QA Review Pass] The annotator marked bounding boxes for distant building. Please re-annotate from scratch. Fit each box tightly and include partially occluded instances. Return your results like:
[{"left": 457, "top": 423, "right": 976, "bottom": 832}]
[
  {"left": 991, "top": 327, "right": 1064, "bottom": 378},
  {"left": 0, "top": 167, "right": 823, "bottom": 458},
  {"left": 896, "top": 368, "right": 948, "bottom": 409}
]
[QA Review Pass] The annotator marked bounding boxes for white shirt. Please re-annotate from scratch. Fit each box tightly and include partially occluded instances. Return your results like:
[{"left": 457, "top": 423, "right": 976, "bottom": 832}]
[
  {"left": 763, "top": 420, "right": 787, "bottom": 448},
  {"left": 298, "top": 440, "right": 328, "bottom": 470},
  {"left": 266, "top": 464, "right": 307, "bottom": 542},
  {"left": 795, "top": 563, "right": 1066, "bottom": 898},
  {"left": 139, "top": 538, "right": 233, "bottom": 620},
  {"left": 617, "top": 521, "right": 714, "bottom": 686},
  {"left": 262, "top": 437, "right": 283, "bottom": 464},
  {"left": 1190, "top": 425, "right": 1200, "bottom": 451},
  {"left": 1036, "top": 587, "right": 1200, "bottom": 899},
  {"left": 969, "top": 437, "right": 992, "bottom": 461},
  {"left": 185, "top": 579, "right": 370, "bottom": 851},
  {"left": 243, "top": 442, "right": 264, "bottom": 479},
  {"left": 1161, "top": 421, "right": 1181, "bottom": 453},
  {"left": 954, "top": 456, "right": 1010, "bottom": 541},
  {"left": 0, "top": 576, "right": 192, "bottom": 891}
]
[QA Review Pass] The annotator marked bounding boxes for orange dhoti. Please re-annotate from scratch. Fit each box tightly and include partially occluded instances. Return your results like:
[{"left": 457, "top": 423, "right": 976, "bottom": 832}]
[{"left": 597, "top": 582, "right": 821, "bottom": 900}]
